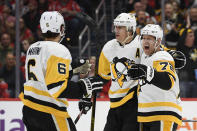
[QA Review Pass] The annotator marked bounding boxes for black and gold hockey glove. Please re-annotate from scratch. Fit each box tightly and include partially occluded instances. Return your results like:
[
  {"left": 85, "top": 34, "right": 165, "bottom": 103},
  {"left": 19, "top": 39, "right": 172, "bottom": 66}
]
[
  {"left": 78, "top": 98, "right": 92, "bottom": 114},
  {"left": 167, "top": 50, "right": 186, "bottom": 69},
  {"left": 80, "top": 76, "right": 103, "bottom": 98},
  {"left": 127, "top": 64, "right": 154, "bottom": 83}
]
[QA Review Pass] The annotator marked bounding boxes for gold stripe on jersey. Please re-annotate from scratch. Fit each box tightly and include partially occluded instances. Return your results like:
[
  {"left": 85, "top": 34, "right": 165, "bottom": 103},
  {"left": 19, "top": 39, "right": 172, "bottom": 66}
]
[
  {"left": 138, "top": 115, "right": 182, "bottom": 125},
  {"left": 53, "top": 115, "right": 69, "bottom": 131},
  {"left": 24, "top": 85, "right": 69, "bottom": 106},
  {"left": 137, "top": 83, "right": 141, "bottom": 96},
  {"left": 19, "top": 93, "right": 70, "bottom": 117},
  {"left": 163, "top": 121, "right": 173, "bottom": 131},
  {"left": 138, "top": 102, "right": 182, "bottom": 111},
  {"left": 98, "top": 52, "right": 111, "bottom": 80},
  {"left": 110, "top": 91, "right": 135, "bottom": 108},
  {"left": 109, "top": 88, "right": 130, "bottom": 95},
  {"left": 153, "top": 60, "right": 175, "bottom": 89},
  {"left": 45, "top": 55, "right": 70, "bottom": 98},
  {"left": 52, "top": 82, "right": 69, "bottom": 98},
  {"left": 169, "top": 75, "right": 175, "bottom": 89}
]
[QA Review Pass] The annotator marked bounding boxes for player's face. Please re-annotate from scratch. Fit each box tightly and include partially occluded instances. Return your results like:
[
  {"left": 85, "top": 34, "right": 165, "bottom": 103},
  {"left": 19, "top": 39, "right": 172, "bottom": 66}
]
[
  {"left": 114, "top": 26, "right": 128, "bottom": 43},
  {"left": 142, "top": 35, "right": 157, "bottom": 55}
]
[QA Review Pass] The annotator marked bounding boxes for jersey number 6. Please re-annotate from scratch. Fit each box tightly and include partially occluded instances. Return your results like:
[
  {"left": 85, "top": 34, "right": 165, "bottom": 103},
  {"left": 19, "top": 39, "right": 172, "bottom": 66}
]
[
  {"left": 27, "top": 59, "right": 66, "bottom": 81},
  {"left": 27, "top": 59, "right": 38, "bottom": 81}
]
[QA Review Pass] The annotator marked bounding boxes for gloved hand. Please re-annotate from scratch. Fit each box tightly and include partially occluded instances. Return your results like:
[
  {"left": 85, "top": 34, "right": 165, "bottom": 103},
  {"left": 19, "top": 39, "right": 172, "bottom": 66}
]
[
  {"left": 127, "top": 64, "right": 154, "bottom": 83},
  {"left": 80, "top": 76, "right": 103, "bottom": 98},
  {"left": 78, "top": 98, "right": 92, "bottom": 114},
  {"left": 167, "top": 50, "right": 186, "bottom": 69},
  {"left": 73, "top": 59, "right": 91, "bottom": 74}
]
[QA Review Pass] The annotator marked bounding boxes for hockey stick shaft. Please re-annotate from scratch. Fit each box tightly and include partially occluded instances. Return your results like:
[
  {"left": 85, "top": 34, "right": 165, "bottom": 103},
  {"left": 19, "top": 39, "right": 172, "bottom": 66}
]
[
  {"left": 74, "top": 109, "right": 83, "bottom": 124},
  {"left": 77, "top": 11, "right": 100, "bottom": 131},
  {"left": 90, "top": 92, "right": 97, "bottom": 131},
  {"left": 182, "top": 120, "right": 197, "bottom": 122}
]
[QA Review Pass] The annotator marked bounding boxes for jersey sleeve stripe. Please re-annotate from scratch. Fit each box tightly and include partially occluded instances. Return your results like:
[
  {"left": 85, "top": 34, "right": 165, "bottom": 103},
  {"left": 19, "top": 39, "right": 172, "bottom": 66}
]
[
  {"left": 167, "top": 72, "right": 176, "bottom": 81},
  {"left": 47, "top": 80, "right": 65, "bottom": 90},
  {"left": 168, "top": 74, "right": 175, "bottom": 89},
  {"left": 52, "top": 80, "right": 68, "bottom": 98}
]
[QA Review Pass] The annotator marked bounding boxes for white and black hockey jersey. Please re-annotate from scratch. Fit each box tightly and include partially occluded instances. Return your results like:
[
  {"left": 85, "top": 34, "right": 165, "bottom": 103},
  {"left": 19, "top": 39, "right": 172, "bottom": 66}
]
[
  {"left": 98, "top": 35, "right": 143, "bottom": 108},
  {"left": 138, "top": 51, "right": 182, "bottom": 125},
  {"left": 19, "top": 41, "right": 72, "bottom": 117}
]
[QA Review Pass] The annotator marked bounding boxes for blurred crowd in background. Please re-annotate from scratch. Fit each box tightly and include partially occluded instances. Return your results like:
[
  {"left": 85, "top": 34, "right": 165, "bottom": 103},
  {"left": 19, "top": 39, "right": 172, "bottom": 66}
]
[{"left": 0, "top": 0, "right": 197, "bottom": 98}]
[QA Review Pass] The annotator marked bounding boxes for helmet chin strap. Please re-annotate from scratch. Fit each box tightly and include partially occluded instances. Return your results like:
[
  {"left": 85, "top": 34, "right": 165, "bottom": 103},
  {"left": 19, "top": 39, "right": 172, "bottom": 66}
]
[
  {"left": 59, "top": 26, "right": 65, "bottom": 44},
  {"left": 59, "top": 35, "right": 65, "bottom": 44},
  {"left": 153, "top": 40, "right": 160, "bottom": 54},
  {"left": 120, "top": 32, "right": 132, "bottom": 47}
]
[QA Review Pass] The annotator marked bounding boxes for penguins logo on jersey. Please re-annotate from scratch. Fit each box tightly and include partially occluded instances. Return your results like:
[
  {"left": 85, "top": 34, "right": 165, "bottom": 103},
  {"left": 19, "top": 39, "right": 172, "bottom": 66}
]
[{"left": 111, "top": 57, "right": 135, "bottom": 88}]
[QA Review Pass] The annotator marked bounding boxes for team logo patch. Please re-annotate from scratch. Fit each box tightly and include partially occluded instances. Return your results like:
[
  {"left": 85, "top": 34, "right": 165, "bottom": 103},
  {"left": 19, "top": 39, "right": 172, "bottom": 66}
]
[{"left": 111, "top": 57, "right": 135, "bottom": 88}]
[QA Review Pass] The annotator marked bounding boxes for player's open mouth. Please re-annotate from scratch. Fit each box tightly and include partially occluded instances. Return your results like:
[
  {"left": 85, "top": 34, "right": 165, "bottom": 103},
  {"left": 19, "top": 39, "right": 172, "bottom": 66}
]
[{"left": 144, "top": 45, "right": 149, "bottom": 50}]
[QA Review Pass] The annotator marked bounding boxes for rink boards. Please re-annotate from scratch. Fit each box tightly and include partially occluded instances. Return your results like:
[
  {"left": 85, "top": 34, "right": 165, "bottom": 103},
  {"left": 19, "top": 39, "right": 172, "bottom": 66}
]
[{"left": 0, "top": 98, "right": 197, "bottom": 131}]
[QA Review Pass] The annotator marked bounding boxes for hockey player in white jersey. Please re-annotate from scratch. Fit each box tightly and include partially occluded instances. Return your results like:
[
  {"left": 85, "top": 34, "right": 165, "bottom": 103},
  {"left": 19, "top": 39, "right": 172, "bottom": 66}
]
[
  {"left": 77, "top": 13, "right": 185, "bottom": 131},
  {"left": 127, "top": 24, "right": 182, "bottom": 131},
  {"left": 97, "top": 13, "right": 142, "bottom": 131},
  {"left": 19, "top": 11, "right": 103, "bottom": 131}
]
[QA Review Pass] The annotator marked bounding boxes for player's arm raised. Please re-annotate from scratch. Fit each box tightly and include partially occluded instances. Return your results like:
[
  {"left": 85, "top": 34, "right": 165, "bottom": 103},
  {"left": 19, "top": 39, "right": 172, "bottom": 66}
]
[{"left": 127, "top": 60, "right": 176, "bottom": 90}]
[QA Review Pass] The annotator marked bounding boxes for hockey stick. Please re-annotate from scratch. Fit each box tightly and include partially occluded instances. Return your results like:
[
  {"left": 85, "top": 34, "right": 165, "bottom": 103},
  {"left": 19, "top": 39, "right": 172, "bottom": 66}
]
[
  {"left": 76, "top": 12, "right": 101, "bottom": 131},
  {"left": 90, "top": 92, "right": 97, "bottom": 131},
  {"left": 182, "top": 120, "right": 197, "bottom": 122},
  {"left": 74, "top": 109, "right": 84, "bottom": 124}
]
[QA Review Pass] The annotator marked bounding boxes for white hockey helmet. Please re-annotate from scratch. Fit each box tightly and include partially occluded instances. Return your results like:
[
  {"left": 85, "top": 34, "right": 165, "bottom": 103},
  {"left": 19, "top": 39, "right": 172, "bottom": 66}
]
[
  {"left": 141, "top": 24, "right": 163, "bottom": 41},
  {"left": 40, "top": 11, "right": 65, "bottom": 36},
  {"left": 113, "top": 13, "right": 136, "bottom": 33}
]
